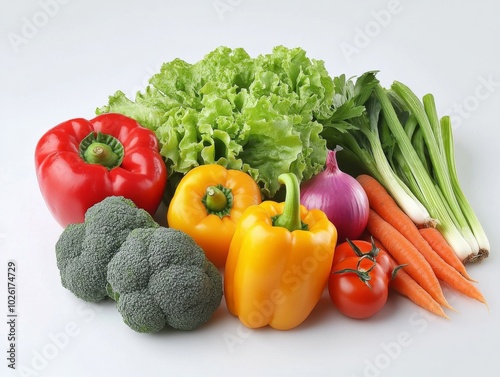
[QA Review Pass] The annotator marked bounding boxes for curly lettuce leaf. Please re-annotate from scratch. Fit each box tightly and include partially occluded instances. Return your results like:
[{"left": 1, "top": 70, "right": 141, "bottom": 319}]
[{"left": 97, "top": 46, "right": 334, "bottom": 198}]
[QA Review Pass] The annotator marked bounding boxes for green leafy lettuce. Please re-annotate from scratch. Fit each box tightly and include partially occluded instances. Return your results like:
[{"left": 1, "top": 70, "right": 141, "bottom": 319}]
[{"left": 97, "top": 46, "right": 335, "bottom": 199}]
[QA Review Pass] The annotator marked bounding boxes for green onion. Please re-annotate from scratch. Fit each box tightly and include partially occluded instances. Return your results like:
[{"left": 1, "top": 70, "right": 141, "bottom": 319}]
[
  {"left": 321, "top": 73, "right": 489, "bottom": 262},
  {"left": 390, "top": 83, "right": 486, "bottom": 259},
  {"left": 440, "top": 115, "right": 490, "bottom": 261},
  {"left": 322, "top": 77, "right": 432, "bottom": 226},
  {"left": 374, "top": 84, "right": 473, "bottom": 260}
]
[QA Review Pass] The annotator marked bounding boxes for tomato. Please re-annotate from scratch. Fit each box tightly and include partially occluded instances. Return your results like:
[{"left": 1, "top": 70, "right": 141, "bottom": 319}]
[
  {"left": 328, "top": 256, "right": 389, "bottom": 319},
  {"left": 332, "top": 240, "right": 394, "bottom": 280}
]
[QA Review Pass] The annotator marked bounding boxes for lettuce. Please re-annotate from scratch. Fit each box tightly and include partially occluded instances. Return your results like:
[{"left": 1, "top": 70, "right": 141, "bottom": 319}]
[{"left": 97, "top": 46, "right": 334, "bottom": 198}]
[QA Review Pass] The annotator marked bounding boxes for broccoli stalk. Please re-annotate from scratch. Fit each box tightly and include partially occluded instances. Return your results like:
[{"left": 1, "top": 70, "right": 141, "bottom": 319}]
[
  {"left": 55, "top": 196, "right": 159, "bottom": 302},
  {"left": 106, "top": 227, "right": 223, "bottom": 333}
]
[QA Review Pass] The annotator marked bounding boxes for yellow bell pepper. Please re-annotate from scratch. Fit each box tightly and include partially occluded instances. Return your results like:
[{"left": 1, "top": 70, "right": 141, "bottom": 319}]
[
  {"left": 224, "top": 173, "right": 338, "bottom": 330},
  {"left": 167, "top": 164, "right": 262, "bottom": 268}
]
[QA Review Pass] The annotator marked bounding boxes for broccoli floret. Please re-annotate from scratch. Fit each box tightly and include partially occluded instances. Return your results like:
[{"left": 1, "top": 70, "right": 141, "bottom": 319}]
[
  {"left": 55, "top": 196, "right": 159, "bottom": 302},
  {"left": 106, "top": 227, "right": 223, "bottom": 333}
]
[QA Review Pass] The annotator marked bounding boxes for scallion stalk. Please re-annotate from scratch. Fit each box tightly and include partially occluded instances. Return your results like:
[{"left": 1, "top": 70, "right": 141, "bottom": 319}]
[
  {"left": 391, "top": 83, "right": 479, "bottom": 255},
  {"left": 337, "top": 97, "right": 432, "bottom": 225},
  {"left": 373, "top": 84, "right": 473, "bottom": 260},
  {"left": 440, "top": 115, "right": 490, "bottom": 261}
]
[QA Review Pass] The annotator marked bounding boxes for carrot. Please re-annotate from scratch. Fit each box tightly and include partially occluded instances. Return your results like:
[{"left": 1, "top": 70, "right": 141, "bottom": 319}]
[
  {"left": 366, "top": 209, "right": 453, "bottom": 310},
  {"left": 419, "top": 227, "right": 475, "bottom": 282},
  {"left": 424, "top": 247, "right": 487, "bottom": 305},
  {"left": 363, "top": 233, "right": 452, "bottom": 317},
  {"left": 361, "top": 234, "right": 449, "bottom": 318},
  {"left": 358, "top": 174, "right": 486, "bottom": 305},
  {"left": 390, "top": 261, "right": 449, "bottom": 319},
  {"left": 356, "top": 173, "right": 436, "bottom": 225}
]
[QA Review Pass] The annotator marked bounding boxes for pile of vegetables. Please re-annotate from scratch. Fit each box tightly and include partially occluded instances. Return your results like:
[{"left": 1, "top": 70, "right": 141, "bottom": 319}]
[{"left": 34, "top": 46, "right": 490, "bottom": 334}]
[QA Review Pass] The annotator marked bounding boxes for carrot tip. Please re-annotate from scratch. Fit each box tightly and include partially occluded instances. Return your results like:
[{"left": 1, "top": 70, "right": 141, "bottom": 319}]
[
  {"left": 434, "top": 308, "right": 451, "bottom": 320},
  {"left": 480, "top": 298, "right": 489, "bottom": 309},
  {"left": 459, "top": 269, "right": 478, "bottom": 283},
  {"left": 433, "top": 307, "right": 451, "bottom": 320},
  {"left": 466, "top": 277, "right": 479, "bottom": 283},
  {"left": 442, "top": 302, "right": 459, "bottom": 313}
]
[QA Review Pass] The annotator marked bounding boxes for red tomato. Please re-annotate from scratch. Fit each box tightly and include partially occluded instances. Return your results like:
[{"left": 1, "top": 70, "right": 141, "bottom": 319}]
[
  {"left": 332, "top": 240, "right": 394, "bottom": 280},
  {"left": 328, "top": 256, "right": 389, "bottom": 319}
]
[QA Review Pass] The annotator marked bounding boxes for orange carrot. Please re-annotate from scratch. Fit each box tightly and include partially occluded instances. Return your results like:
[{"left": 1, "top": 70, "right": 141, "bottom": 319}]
[
  {"left": 391, "top": 262, "right": 449, "bottom": 319},
  {"left": 357, "top": 174, "right": 436, "bottom": 226},
  {"left": 362, "top": 234, "right": 448, "bottom": 318},
  {"left": 424, "top": 248, "right": 487, "bottom": 305},
  {"left": 357, "top": 174, "right": 431, "bottom": 234},
  {"left": 366, "top": 210, "right": 453, "bottom": 310},
  {"left": 358, "top": 175, "right": 486, "bottom": 305},
  {"left": 419, "top": 227, "right": 475, "bottom": 282}
]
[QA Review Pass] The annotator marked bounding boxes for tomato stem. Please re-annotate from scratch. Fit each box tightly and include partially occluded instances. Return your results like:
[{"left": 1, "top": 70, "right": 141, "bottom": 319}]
[
  {"left": 346, "top": 237, "right": 380, "bottom": 258},
  {"left": 334, "top": 255, "right": 377, "bottom": 288}
]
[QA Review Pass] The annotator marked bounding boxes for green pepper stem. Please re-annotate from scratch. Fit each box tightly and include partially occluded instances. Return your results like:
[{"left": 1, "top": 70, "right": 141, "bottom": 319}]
[
  {"left": 205, "top": 186, "right": 228, "bottom": 212},
  {"left": 84, "top": 143, "right": 119, "bottom": 167},
  {"left": 79, "top": 132, "right": 124, "bottom": 170},
  {"left": 273, "top": 173, "right": 305, "bottom": 232},
  {"left": 202, "top": 184, "right": 233, "bottom": 218}
]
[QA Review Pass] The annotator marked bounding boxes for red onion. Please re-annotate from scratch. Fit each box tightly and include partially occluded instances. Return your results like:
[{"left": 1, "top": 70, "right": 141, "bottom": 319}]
[{"left": 300, "top": 147, "right": 369, "bottom": 242}]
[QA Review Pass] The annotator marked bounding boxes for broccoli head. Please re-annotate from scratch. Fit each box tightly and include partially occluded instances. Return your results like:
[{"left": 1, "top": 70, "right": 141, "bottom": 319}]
[
  {"left": 106, "top": 227, "right": 223, "bottom": 333},
  {"left": 55, "top": 196, "right": 159, "bottom": 302}
]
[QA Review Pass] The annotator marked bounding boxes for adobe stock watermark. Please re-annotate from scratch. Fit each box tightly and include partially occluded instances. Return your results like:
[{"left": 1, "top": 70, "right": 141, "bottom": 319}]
[
  {"left": 222, "top": 245, "right": 332, "bottom": 352},
  {"left": 17, "top": 302, "right": 103, "bottom": 377},
  {"left": 126, "top": 63, "right": 163, "bottom": 101},
  {"left": 340, "top": 0, "right": 403, "bottom": 62},
  {"left": 349, "top": 308, "right": 436, "bottom": 377},
  {"left": 350, "top": 288, "right": 461, "bottom": 377},
  {"left": 7, "top": 0, "right": 73, "bottom": 54},
  {"left": 212, "top": 0, "right": 244, "bottom": 21},
  {"left": 445, "top": 75, "right": 500, "bottom": 129}
]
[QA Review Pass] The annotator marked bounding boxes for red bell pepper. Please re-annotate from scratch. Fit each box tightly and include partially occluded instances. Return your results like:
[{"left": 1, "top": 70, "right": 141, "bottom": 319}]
[{"left": 35, "top": 113, "right": 167, "bottom": 227}]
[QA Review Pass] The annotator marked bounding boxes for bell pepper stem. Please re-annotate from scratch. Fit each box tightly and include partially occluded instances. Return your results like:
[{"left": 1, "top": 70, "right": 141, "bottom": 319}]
[
  {"left": 84, "top": 143, "right": 118, "bottom": 167},
  {"left": 79, "top": 132, "right": 124, "bottom": 170},
  {"left": 205, "top": 185, "right": 228, "bottom": 212},
  {"left": 202, "top": 184, "right": 233, "bottom": 218},
  {"left": 273, "top": 173, "right": 305, "bottom": 232}
]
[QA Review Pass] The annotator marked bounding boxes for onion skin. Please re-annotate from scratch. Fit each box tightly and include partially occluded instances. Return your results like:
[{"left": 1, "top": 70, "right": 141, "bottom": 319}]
[{"left": 300, "top": 149, "right": 369, "bottom": 242}]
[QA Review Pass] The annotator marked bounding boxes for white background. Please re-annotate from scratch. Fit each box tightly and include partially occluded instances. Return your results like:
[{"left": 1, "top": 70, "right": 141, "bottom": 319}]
[{"left": 1, "top": 1, "right": 499, "bottom": 376}]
